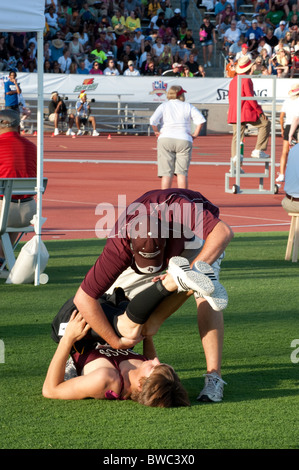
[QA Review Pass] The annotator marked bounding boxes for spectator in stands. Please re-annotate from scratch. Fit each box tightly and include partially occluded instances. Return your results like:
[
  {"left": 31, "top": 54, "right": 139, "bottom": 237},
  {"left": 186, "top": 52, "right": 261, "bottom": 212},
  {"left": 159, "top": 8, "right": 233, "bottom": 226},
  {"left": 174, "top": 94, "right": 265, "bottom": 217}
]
[
  {"left": 273, "top": 0, "right": 290, "bottom": 17},
  {"left": 168, "top": 8, "right": 185, "bottom": 38},
  {"left": 75, "top": 91, "right": 100, "bottom": 137},
  {"left": 44, "top": 59, "right": 53, "bottom": 73},
  {"left": 91, "top": 40, "right": 108, "bottom": 67},
  {"left": 250, "top": 55, "right": 264, "bottom": 74},
  {"left": 182, "top": 29, "right": 195, "bottom": 51},
  {"left": 50, "top": 36, "right": 65, "bottom": 63},
  {"left": 219, "top": 4, "right": 236, "bottom": 26},
  {"left": 256, "top": 13, "right": 268, "bottom": 34},
  {"left": 69, "top": 33, "right": 85, "bottom": 64},
  {"left": 180, "top": 64, "right": 193, "bottom": 76},
  {"left": 45, "top": 5, "right": 60, "bottom": 38},
  {"left": 48, "top": 91, "right": 75, "bottom": 137},
  {"left": 199, "top": 15, "right": 216, "bottom": 68},
  {"left": 157, "top": 0, "right": 174, "bottom": 20},
  {"left": 67, "top": 7, "right": 81, "bottom": 34},
  {"left": 264, "top": 26, "right": 279, "bottom": 49},
  {"left": 111, "top": 9, "right": 126, "bottom": 28},
  {"left": 125, "top": 10, "right": 141, "bottom": 31},
  {"left": 125, "top": 0, "right": 142, "bottom": 18},
  {"left": 124, "top": 31, "right": 141, "bottom": 56},
  {"left": 260, "top": 47, "right": 271, "bottom": 67},
  {"left": 152, "top": 35, "right": 165, "bottom": 62},
  {"left": 245, "top": 19, "right": 264, "bottom": 42},
  {"left": 255, "top": 0, "right": 269, "bottom": 16},
  {"left": 0, "top": 110, "right": 37, "bottom": 263},
  {"left": 115, "top": 24, "right": 130, "bottom": 59},
  {"left": 194, "top": 64, "right": 206, "bottom": 77},
  {"left": 223, "top": 20, "right": 241, "bottom": 56},
  {"left": 274, "top": 20, "right": 289, "bottom": 40},
  {"left": 214, "top": 0, "right": 230, "bottom": 25},
  {"left": 142, "top": 59, "right": 158, "bottom": 75},
  {"left": 77, "top": 58, "right": 90, "bottom": 74},
  {"left": 225, "top": 54, "right": 236, "bottom": 77},
  {"left": 69, "top": 61, "right": 78, "bottom": 74},
  {"left": 177, "top": 40, "right": 190, "bottom": 63},
  {"left": 290, "top": 49, "right": 299, "bottom": 77},
  {"left": 89, "top": 60, "right": 104, "bottom": 74},
  {"left": 52, "top": 61, "right": 62, "bottom": 73},
  {"left": 103, "top": 58, "right": 120, "bottom": 75},
  {"left": 79, "top": 2, "right": 98, "bottom": 22},
  {"left": 4, "top": 71, "right": 21, "bottom": 112},
  {"left": 258, "top": 36, "right": 272, "bottom": 56},
  {"left": 162, "top": 61, "right": 182, "bottom": 76},
  {"left": 123, "top": 59, "right": 141, "bottom": 75},
  {"left": 247, "top": 32, "right": 259, "bottom": 55},
  {"left": 266, "top": 4, "right": 285, "bottom": 28},
  {"left": 236, "top": 14, "right": 251, "bottom": 35},
  {"left": 147, "top": 0, "right": 162, "bottom": 18},
  {"left": 58, "top": 47, "right": 72, "bottom": 73},
  {"left": 186, "top": 53, "right": 199, "bottom": 74}
]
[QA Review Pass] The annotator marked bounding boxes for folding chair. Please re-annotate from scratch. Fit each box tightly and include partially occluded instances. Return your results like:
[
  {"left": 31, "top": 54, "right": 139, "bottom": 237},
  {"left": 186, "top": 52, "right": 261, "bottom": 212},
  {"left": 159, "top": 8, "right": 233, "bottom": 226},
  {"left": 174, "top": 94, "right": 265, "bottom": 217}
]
[{"left": 0, "top": 177, "right": 48, "bottom": 278}]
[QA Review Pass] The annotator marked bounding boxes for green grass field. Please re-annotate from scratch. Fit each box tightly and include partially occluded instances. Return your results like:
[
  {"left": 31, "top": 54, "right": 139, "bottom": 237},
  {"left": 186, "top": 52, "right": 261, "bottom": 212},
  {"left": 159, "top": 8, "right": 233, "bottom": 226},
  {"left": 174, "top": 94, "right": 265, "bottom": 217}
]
[{"left": 0, "top": 232, "right": 298, "bottom": 450}]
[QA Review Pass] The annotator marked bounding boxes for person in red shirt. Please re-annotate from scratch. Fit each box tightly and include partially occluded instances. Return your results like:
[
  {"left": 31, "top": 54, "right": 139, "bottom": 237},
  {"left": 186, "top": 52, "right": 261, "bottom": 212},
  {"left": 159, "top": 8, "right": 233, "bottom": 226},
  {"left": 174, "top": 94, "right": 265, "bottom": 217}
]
[
  {"left": 227, "top": 55, "right": 271, "bottom": 160},
  {"left": 73, "top": 188, "right": 234, "bottom": 403},
  {"left": 0, "top": 109, "right": 37, "bottom": 260}
]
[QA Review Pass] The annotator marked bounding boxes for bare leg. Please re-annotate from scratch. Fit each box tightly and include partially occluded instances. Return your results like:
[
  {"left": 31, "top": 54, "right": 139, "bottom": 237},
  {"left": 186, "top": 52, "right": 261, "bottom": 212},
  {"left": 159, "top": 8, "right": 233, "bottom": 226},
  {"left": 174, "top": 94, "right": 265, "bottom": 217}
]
[
  {"left": 279, "top": 140, "right": 289, "bottom": 176},
  {"left": 196, "top": 297, "right": 224, "bottom": 376},
  {"left": 116, "top": 273, "right": 191, "bottom": 339},
  {"left": 176, "top": 174, "right": 188, "bottom": 189},
  {"left": 161, "top": 175, "right": 173, "bottom": 189}
]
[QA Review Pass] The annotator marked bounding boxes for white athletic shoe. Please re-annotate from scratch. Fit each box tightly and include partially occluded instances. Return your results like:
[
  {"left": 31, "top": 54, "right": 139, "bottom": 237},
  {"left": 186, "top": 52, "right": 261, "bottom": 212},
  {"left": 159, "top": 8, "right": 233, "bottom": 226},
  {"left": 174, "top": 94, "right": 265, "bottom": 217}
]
[
  {"left": 197, "top": 372, "right": 227, "bottom": 402},
  {"left": 168, "top": 256, "right": 214, "bottom": 297},
  {"left": 251, "top": 149, "right": 269, "bottom": 159},
  {"left": 54, "top": 128, "right": 59, "bottom": 136},
  {"left": 92, "top": 130, "right": 100, "bottom": 136},
  {"left": 193, "top": 261, "right": 228, "bottom": 311},
  {"left": 66, "top": 129, "right": 75, "bottom": 136},
  {"left": 64, "top": 357, "right": 77, "bottom": 381},
  {"left": 77, "top": 130, "right": 83, "bottom": 136},
  {"left": 275, "top": 173, "right": 285, "bottom": 183}
]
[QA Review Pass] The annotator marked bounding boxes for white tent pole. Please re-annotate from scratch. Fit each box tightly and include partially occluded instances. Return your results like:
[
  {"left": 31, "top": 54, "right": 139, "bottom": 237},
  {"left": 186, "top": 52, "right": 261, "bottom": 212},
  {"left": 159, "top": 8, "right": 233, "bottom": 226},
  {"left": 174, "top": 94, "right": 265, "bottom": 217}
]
[{"left": 34, "top": 29, "right": 44, "bottom": 286}]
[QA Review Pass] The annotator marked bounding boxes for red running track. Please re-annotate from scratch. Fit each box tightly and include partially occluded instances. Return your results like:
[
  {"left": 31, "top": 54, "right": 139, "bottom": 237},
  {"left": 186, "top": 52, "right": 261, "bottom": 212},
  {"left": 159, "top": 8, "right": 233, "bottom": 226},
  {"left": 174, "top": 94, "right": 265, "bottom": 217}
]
[{"left": 28, "top": 133, "right": 290, "bottom": 241}]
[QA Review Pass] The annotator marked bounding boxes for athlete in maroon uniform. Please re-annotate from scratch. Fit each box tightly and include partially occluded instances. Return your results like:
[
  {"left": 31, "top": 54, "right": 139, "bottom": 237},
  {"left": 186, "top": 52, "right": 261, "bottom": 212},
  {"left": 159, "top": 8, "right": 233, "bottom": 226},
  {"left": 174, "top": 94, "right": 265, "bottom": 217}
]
[{"left": 74, "top": 188, "right": 234, "bottom": 403}]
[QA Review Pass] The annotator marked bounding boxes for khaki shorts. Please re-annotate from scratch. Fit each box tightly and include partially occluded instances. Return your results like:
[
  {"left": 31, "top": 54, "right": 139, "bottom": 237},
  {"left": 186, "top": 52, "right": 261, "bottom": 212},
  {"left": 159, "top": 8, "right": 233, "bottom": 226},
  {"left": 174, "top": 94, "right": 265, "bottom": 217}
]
[
  {"left": 157, "top": 137, "right": 193, "bottom": 177},
  {"left": 0, "top": 198, "right": 36, "bottom": 227}
]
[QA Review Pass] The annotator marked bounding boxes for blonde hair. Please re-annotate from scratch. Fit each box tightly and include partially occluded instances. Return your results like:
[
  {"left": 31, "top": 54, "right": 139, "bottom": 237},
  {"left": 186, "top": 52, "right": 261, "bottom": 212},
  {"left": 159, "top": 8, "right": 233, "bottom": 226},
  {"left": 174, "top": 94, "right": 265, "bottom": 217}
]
[
  {"left": 167, "top": 85, "right": 185, "bottom": 102},
  {"left": 131, "top": 364, "right": 190, "bottom": 408}
]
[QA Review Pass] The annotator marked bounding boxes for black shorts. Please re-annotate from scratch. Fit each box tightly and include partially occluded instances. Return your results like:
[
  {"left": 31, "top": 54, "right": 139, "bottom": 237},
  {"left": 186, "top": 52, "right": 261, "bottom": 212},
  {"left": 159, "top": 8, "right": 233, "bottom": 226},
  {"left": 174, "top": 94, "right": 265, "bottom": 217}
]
[
  {"left": 283, "top": 124, "right": 299, "bottom": 141},
  {"left": 51, "top": 288, "right": 129, "bottom": 350}
]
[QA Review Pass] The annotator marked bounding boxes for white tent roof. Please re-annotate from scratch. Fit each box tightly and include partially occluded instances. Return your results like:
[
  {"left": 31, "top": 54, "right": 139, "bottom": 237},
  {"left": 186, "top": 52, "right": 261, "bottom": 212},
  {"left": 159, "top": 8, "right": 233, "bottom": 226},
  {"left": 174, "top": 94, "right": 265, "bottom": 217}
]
[{"left": 0, "top": 0, "right": 45, "bottom": 32}]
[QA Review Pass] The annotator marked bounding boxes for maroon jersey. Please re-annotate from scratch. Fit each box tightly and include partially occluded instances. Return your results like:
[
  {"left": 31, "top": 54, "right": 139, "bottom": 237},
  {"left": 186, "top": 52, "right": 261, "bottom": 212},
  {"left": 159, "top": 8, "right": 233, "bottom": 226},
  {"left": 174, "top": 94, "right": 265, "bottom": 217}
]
[
  {"left": 72, "top": 346, "right": 147, "bottom": 400},
  {"left": 81, "top": 189, "right": 221, "bottom": 299}
]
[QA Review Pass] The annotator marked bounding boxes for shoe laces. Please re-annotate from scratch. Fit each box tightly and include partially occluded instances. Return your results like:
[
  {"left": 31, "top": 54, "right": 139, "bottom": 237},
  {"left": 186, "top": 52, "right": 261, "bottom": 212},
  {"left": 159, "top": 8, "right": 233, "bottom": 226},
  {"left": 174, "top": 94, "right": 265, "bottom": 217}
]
[{"left": 203, "top": 373, "right": 227, "bottom": 390}]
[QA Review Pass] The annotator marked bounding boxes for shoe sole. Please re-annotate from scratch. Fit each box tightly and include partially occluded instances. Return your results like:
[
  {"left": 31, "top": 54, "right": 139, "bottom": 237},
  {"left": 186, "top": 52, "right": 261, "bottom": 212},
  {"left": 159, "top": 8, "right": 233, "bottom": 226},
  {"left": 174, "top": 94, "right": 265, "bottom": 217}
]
[
  {"left": 193, "top": 261, "right": 228, "bottom": 311},
  {"left": 168, "top": 257, "right": 214, "bottom": 296}
]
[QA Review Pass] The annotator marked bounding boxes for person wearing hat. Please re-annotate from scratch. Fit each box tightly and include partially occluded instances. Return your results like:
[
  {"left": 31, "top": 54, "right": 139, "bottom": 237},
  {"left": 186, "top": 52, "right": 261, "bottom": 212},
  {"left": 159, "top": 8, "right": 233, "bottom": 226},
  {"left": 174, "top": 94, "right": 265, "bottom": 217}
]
[
  {"left": 150, "top": 85, "right": 206, "bottom": 189},
  {"left": 73, "top": 191, "right": 233, "bottom": 403},
  {"left": 123, "top": 60, "right": 140, "bottom": 75},
  {"left": 227, "top": 55, "right": 271, "bottom": 160},
  {"left": 245, "top": 19, "right": 264, "bottom": 42},
  {"left": 276, "top": 83, "right": 299, "bottom": 183},
  {"left": 48, "top": 92, "right": 75, "bottom": 136},
  {"left": 274, "top": 20, "right": 289, "bottom": 40},
  {"left": 50, "top": 35, "right": 65, "bottom": 63},
  {"left": 75, "top": 91, "right": 99, "bottom": 136},
  {"left": 162, "top": 62, "right": 182, "bottom": 76},
  {"left": 0, "top": 109, "right": 37, "bottom": 262}
]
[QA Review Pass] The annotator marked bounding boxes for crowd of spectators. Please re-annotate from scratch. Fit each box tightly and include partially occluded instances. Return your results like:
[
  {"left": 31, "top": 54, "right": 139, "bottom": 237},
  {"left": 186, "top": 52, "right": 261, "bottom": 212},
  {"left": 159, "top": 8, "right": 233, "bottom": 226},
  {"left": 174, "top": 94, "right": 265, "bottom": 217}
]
[
  {"left": 213, "top": 0, "right": 299, "bottom": 78},
  {"left": 0, "top": 0, "right": 206, "bottom": 78}
]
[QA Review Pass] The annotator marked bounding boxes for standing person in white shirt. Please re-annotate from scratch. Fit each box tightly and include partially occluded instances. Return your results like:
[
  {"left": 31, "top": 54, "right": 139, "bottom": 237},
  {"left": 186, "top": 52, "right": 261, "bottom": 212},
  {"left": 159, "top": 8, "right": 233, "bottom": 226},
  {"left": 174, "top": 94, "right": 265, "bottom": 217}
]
[
  {"left": 276, "top": 83, "right": 299, "bottom": 183},
  {"left": 149, "top": 86, "right": 206, "bottom": 189},
  {"left": 123, "top": 60, "right": 140, "bottom": 75}
]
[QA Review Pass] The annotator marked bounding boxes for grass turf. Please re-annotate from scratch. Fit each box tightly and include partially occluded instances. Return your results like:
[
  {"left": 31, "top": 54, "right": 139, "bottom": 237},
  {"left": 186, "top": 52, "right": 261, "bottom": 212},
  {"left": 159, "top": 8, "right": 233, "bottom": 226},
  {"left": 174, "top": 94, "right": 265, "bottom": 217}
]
[{"left": 0, "top": 232, "right": 298, "bottom": 450}]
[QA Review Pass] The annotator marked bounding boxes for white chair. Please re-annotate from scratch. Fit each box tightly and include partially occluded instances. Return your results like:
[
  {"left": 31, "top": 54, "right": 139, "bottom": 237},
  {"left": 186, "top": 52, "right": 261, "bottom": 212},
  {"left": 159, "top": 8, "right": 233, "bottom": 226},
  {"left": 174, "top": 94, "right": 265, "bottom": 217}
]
[{"left": 0, "top": 177, "right": 48, "bottom": 278}]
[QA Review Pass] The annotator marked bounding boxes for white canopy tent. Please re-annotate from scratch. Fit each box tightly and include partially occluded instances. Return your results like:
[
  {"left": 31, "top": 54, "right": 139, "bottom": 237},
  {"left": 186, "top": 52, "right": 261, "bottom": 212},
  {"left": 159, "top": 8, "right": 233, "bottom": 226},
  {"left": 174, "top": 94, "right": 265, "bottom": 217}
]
[{"left": 0, "top": 0, "right": 45, "bottom": 285}]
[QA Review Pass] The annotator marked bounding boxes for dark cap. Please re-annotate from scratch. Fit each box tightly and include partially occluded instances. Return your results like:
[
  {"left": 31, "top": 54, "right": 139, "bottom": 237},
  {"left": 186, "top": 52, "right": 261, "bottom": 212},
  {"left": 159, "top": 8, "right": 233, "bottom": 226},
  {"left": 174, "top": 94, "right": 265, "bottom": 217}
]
[
  {"left": 129, "top": 215, "right": 165, "bottom": 273},
  {"left": 0, "top": 109, "right": 20, "bottom": 128}
]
